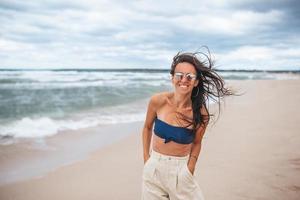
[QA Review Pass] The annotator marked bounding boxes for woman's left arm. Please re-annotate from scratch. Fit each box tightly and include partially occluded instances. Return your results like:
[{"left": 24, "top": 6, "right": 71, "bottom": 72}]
[
  {"left": 187, "top": 108, "right": 209, "bottom": 174},
  {"left": 187, "top": 124, "right": 207, "bottom": 174}
]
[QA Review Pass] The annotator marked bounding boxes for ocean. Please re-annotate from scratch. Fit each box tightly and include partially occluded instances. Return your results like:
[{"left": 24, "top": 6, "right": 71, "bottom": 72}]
[{"left": 0, "top": 69, "right": 299, "bottom": 144}]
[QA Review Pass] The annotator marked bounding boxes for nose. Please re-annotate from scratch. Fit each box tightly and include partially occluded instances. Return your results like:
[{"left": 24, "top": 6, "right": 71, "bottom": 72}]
[{"left": 180, "top": 75, "right": 189, "bottom": 83}]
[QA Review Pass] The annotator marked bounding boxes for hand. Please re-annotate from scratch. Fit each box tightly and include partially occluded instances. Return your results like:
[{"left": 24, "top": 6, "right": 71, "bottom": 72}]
[
  {"left": 144, "top": 155, "right": 150, "bottom": 164},
  {"left": 187, "top": 164, "right": 195, "bottom": 175}
]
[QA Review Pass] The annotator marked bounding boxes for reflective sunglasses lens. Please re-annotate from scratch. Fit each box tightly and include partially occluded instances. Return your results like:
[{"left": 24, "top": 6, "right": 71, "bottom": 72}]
[
  {"left": 174, "top": 72, "right": 196, "bottom": 81},
  {"left": 186, "top": 74, "right": 196, "bottom": 81},
  {"left": 174, "top": 73, "right": 183, "bottom": 80}
]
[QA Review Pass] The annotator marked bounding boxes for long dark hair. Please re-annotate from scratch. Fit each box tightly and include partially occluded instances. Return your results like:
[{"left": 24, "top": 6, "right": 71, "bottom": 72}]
[{"left": 170, "top": 48, "right": 237, "bottom": 133}]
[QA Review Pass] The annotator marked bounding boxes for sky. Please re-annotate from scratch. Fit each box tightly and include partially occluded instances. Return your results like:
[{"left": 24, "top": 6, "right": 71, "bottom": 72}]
[{"left": 0, "top": 0, "right": 299, "bottom": 70}]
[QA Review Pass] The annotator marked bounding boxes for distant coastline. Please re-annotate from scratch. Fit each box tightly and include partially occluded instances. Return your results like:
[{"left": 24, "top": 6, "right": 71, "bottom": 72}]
[{"left": 0, "top": 68, "right": 299, "bottom": 74}]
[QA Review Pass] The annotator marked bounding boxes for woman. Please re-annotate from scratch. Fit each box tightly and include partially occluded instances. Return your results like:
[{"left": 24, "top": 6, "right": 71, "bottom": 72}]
[{"left": 142, "top": 50, "right": 235, "bottom": 200}]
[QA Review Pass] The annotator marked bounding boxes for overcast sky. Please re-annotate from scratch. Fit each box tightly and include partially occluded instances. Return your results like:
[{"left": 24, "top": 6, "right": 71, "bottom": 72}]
[{"left": 0, "top": 0, "right": 299, "bottom": 70}]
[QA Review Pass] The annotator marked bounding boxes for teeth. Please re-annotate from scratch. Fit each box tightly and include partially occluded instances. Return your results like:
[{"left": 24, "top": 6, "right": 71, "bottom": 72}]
[{"left": 179, "top": 85, "right": 188, "bottom": 88}]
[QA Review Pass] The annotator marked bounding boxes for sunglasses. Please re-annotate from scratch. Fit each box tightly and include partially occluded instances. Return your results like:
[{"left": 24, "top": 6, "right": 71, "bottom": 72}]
[{"left": 173, "top": 72, "right": 197, "bottom": 81}]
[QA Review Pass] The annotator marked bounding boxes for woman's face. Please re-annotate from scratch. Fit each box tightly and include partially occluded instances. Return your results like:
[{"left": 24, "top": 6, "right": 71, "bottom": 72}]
[{"left": 172, "top": 62, "right": 199, "bottom": 96}]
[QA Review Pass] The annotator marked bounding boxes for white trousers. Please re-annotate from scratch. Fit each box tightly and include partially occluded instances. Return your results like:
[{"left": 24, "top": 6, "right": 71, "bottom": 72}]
[{"left": 142, "top": 150, "right": 205, "bottom": 200}]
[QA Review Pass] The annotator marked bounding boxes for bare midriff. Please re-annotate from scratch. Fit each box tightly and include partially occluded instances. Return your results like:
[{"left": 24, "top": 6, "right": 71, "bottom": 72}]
[{"left": 152, "top": 134, "right": 192, "bottom": 157}]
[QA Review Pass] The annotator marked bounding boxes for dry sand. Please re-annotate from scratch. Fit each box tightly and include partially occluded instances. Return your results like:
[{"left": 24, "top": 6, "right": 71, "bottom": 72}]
[{"left": 0, "top": 79, "right": 300, "bottom": 200}]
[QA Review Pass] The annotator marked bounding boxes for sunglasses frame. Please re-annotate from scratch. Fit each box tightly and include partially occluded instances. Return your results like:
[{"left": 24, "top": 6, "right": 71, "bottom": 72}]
[{"left": 173, "top": 72, "right": 197, "bottom": 81}]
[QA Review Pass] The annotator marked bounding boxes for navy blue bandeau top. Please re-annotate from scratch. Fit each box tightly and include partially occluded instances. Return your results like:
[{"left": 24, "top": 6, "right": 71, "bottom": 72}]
[{"left": 153, "top": 117, "right": 195, "bottom": 144}]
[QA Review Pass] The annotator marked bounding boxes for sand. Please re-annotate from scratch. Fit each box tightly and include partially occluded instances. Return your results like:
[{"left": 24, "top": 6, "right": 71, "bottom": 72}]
[{"left": 0, "top": 79, "right": 300, "bottom": 200}]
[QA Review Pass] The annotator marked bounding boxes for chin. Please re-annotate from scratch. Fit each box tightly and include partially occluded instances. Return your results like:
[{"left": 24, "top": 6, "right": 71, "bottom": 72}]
[{"left": 175, "top": 87, "right": 192, "bottom": 95}]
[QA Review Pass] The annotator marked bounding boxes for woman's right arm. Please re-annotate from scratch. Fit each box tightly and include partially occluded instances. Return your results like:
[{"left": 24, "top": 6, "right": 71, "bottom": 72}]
[{"left": 142, "top": 95, "right": 159, "bottom": 163}]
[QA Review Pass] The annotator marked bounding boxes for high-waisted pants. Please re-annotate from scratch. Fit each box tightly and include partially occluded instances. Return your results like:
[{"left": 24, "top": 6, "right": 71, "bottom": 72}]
[{"left": 142, "top": 150, "right": 205, "bottom": 200}]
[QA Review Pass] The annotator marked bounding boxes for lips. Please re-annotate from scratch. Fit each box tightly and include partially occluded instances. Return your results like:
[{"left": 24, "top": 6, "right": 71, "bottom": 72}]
[{"left": 179, "top": 84, "right": 189, "bottom": 88}]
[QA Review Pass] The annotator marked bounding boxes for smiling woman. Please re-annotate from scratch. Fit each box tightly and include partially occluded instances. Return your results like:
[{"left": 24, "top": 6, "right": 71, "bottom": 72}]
[{"left": 141, "top": 49, "right": 236, "bottom": 200}]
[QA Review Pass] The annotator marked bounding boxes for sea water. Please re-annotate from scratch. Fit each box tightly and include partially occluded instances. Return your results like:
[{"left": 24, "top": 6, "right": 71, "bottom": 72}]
[{"left": 0, "top": 69, "right": 298, "bottom": 144}]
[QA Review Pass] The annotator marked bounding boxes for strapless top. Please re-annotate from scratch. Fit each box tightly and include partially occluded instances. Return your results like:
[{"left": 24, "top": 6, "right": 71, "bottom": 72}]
[{"left": 153, "top": 117, "right": 195, "bottom": 144}]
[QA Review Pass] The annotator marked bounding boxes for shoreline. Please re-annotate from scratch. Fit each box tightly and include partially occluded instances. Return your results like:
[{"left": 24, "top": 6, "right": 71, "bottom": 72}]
[
  {"left": 0, "top": 79, "right": 300, "bottom": 199},
  {"left": 0, "top": 121, "right": 143, "bottom": 186}
]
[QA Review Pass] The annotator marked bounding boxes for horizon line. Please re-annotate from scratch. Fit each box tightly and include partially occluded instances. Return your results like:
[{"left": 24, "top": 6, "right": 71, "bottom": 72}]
[{"left": 0, "top": 68, "right": 299, "bottom": 73}]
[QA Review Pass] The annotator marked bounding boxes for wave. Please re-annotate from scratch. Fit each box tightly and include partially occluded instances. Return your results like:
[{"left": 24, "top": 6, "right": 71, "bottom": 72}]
[
  {"left": 0, "top": 69, "right": 298, "bottom": 143},
  {"left": 0, "top": 112, "right": 145, "bottom": 140}
]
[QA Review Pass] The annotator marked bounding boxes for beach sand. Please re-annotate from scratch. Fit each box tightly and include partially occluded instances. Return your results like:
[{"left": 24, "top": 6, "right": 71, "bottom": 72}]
[{"left": 0, "top": 79, "right": 300, "bottom": 200}]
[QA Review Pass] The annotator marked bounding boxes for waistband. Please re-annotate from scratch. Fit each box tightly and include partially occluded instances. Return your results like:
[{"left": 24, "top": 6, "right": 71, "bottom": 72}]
[{"left": 150, "top": 150, "right": 190, "bottom": 161}]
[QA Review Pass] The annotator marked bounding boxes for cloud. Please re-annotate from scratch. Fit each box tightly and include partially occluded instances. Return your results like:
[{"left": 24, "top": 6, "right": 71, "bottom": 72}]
[
  {"left": 216, "top": 45, "right": 300, "bottom": 70},
  {"left": 170, "top": 9, "right": 283, "bottom": 36},
  {"left": 0, "top": 0, "right": 299, "bottom": 70}
]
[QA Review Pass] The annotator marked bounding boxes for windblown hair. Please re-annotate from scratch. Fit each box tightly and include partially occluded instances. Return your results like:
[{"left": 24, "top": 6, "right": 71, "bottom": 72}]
[{"left": 170, "top": 48, "right": 237, "bottom": 133}]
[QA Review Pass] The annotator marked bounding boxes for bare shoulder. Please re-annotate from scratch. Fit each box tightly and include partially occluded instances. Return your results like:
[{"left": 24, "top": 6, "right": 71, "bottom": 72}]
[
  {"left": 200, "top": 105, "right": 209, "bottom": 115},
  {"left": 149, "top": 92, "right": 171, "bottom": 109}
]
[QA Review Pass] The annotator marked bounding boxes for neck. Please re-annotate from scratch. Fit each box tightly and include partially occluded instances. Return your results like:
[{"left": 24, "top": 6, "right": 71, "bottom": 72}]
[{"left": 173, "top": 92, "right": 192, "bottom": 109}]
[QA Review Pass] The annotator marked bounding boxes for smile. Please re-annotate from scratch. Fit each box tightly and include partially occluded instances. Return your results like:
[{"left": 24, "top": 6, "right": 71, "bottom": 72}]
[{"left": 179, "top": 84, "right": 189, "bottom": 88}]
